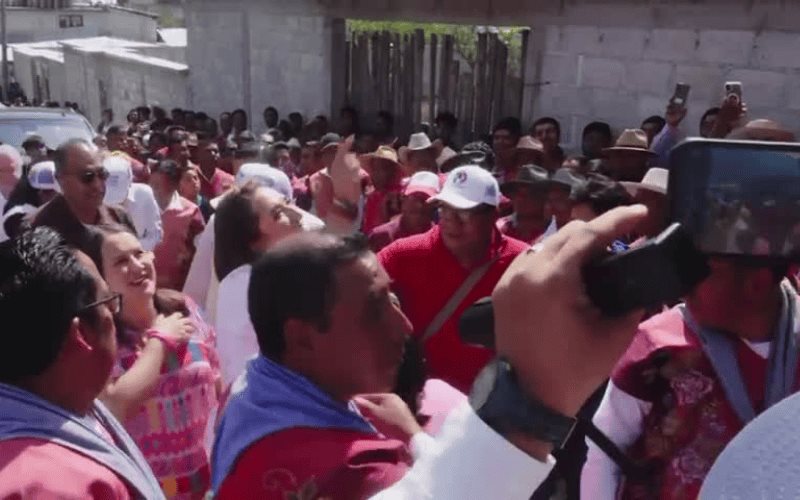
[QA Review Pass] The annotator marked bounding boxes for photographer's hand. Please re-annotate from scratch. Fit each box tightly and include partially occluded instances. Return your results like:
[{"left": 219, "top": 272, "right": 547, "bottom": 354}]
[{"left": 491, "top": 205, "right": 648, "bottom": 458}]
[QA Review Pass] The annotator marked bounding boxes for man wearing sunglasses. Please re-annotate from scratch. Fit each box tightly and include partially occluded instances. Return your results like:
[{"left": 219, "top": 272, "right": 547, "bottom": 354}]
[
  {"left": 29, "top": 138, "right": 135, "bottom": 263},
  {"left": 0, "top": 227, "right": 164, "bottom": 499},
  {"left": 378, "top": 165, "right": 528, "bottom": 393}
]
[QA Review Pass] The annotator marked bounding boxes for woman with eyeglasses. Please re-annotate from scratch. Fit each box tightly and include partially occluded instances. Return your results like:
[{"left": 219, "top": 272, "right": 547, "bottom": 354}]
[{"left": 90, "top": 223, "right": 222, "bottom": 500}]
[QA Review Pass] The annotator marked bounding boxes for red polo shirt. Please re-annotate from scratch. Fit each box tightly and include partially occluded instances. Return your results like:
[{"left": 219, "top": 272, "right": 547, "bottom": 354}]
[
  {"left": 378, "top": 225, "right": 527, "bottom": 392},
  {"left": 199, "top": 167, "right": 234, "bottom": 199}
]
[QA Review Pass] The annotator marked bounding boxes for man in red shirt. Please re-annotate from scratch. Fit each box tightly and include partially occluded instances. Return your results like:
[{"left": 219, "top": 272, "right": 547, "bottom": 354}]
[
  {"left": 150, "top": 159, "right": 205, "bottom": 290},
  {"left": 212, "top": 233, "right": 415, "bottom": 499},
  {"left": 379, "top": 165, "right": 528, "bottom": 392},
  {"left": 196, "top": 134, "right": 234, "bottom": 199},
  {"left": 362, "top": 145, "right": 404, "bottom": 235},
  {"left": 497, "top": 164, "right": 550, "bottom": 244},
  {"left": 368, "top": 170, "right": 439, "bottom": 252}
]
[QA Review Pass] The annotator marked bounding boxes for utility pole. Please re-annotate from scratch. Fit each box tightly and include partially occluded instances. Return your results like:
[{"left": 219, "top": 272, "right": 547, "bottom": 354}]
[{"left": 1, "top": 0, "right": 8, "bottom": 103}]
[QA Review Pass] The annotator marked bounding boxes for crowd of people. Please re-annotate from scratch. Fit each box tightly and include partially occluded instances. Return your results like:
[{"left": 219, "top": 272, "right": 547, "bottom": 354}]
[{"left": 0, "top": 84, "right": 797, "bottom": 500}]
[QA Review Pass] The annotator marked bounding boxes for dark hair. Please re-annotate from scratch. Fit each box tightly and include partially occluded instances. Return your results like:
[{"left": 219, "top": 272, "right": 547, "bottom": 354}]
[
  {"left": 154, "top": 159, "right": 182, "bottom": 184},
  {"left": 532, "top": 117, "right": 561, "bottom": 138},
  {"left": 53, "top": 138, "right": 90, "bottom": 174},
  {"left": 231, "top": 109, "right": 249, "bottom": 129},
  {"left": 0, "top": 227, "right": 98, "bottom": 382},
  {"left": 701, "top": 107, "right": 721, "bottom": 123},
  {"left": 171, "top": 107, "right": 184, "bottom": 115},
  {"left": 288, "top": 112, "right": 304, "bottom": 123},
  {"left": 248, "top": 232, "right": 370, "bottom": 360},
  {"left": 214, "top": 182, "right": 263, "bottom": 281},
  {"left": 642, "top": 115, "right": 666, "bottom": 129},
  {"left": 167, "top": 131, "right": 187, "bottom": 148},
  {"left": 264, "top": 106, "right": 278, "bottom": 115},
  {"left": 106, "top": 125, "right": 126, "bottom": 138},
  {"left": 137, "top": 106, "right": 151, "bottom": 119},
  {"left": 492, "top": 117, "right": 522, "bottom": 139},
  {"left": 460, "top": 141, "right": 495, "bottom": 171},
  {"left": 435, "top": 111, "right": 458, "bottom": 129},
  {"left": 152, "top": 106, "right": 167, "bottom": 120},
  {"left": 582, "top": 121, "right": 613, "bottom": 141},
  {"left": 570, "top": 174, "right": 633, "bottom": 216},
  {"left": 148, "top": 131, "right": 167, "bottom": 148}
]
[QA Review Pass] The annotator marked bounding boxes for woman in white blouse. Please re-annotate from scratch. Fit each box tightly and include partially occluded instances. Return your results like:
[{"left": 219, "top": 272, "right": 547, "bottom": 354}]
[{"left": 214, "top": 178, "right": 323, "bottom": 388}]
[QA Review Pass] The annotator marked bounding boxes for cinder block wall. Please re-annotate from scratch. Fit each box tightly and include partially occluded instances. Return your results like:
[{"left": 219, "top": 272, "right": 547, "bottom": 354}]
[{"left": 526, "top": 25, "right": 800, "bottom": 149}]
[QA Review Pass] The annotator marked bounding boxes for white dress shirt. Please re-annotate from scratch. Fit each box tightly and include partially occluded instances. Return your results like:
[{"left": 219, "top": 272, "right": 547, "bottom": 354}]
[
  {"left": 215, "top": 264, "right": 258, "bottom": 387},
  {"left": 372, "top": 401, "right": 555, "bottom": 499},
  {"left": 183, "top": 214, "right": 219, "bottom": 323},
  {"left": 122, "top": 183, "right": 163, "bottom": 251}
]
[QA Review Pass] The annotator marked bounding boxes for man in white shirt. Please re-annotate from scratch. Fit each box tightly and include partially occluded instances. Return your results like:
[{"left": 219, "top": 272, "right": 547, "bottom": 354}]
[{"left": 103, "top": 155, "right": 163, "bottom": 251}]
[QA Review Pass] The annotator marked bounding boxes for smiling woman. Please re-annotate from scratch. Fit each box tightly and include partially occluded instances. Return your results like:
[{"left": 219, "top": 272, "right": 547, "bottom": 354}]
[{"left": 87, "top": 223, "right": 222, "bottom": 500}]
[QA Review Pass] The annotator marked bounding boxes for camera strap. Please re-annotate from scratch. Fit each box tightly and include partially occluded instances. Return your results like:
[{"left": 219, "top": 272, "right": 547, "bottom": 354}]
[{"left": 421, "top": 256, "right": 500, "bottom": 344}]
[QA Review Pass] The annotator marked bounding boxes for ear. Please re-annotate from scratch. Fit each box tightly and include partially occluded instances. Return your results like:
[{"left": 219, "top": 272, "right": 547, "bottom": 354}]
[
  {"left": 66, "top": 317, "right": 94, "bottom": 353},
  {"left": 282, "top": 318, "right": 318, "bottom": 356},
  {"left": 744, "top": 268, "right": 777, "bottom": 300}
]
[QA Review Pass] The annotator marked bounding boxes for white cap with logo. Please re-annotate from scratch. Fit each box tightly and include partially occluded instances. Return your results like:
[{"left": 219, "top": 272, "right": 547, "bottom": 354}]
[{"left": 430, "top": 165, "right": 500, "bottom": 209}]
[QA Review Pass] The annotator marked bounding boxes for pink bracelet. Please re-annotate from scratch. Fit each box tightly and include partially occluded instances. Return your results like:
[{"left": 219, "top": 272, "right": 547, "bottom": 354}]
[{"left": 144, "top": 329, "right": 178, "bottom": 351}]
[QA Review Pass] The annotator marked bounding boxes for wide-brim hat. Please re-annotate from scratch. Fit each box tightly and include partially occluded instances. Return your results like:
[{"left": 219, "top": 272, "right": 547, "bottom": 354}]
[
  {"left": 399, "top": 135, "right": 443, "bottom": 165},
  {"left": 602, "top": 128, "right": 657, "bottom": 156},
  {"left": 500, "top": 164, "right": 550, "bottom": 197},
  {"left": 513, "top": 135, "right": 545, "bottom": 163},
  {"left": 363, "top": 145, "right": 400, "bottom": 170},
  {"left": 620, "top": 167, "right": 668, "bottom": 196},
  {"left": 547, "top": 168, "right": 585, "bottom": 191}
]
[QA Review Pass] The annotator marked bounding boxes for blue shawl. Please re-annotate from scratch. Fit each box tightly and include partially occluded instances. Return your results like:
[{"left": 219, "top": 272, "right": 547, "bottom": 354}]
[
  {"left": 211, "top": 355, "right": 375, "bottom": 492},
  {"left": 0, "top": 383, "right": 164, "bottom": 500}
]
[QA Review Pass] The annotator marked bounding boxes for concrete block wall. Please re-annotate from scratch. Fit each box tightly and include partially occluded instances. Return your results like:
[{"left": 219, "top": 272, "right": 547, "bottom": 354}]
[
  {"left": 186, "top": 0, "right": 340, "bottom": 129},
  {"left": 526, "top": 25, "right": 800, "bottom": 150}
]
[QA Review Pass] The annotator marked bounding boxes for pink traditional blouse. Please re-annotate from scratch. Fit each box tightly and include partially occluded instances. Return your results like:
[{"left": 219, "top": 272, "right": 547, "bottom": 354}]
[{"left": 112, "top": 298, "right": 221, "bottom": 500}]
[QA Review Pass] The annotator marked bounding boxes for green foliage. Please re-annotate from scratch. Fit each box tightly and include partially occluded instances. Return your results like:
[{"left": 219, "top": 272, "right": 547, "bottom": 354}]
[{"left": 347, "top": 20, "right": 527, "bottom": 74}]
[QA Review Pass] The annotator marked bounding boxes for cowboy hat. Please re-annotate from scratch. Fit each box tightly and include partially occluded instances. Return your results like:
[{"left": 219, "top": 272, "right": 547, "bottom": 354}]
[
  {"left": 602, "top": 129, "right": 657, "bottom": 156},
  {"left": 513, "top": 135, "right": 545, "bottom": 163},
  {"left": 363, "top": 145, "right": 400, "bottom": 170},
  {"left": 500, "top": 164, "right": 550, "bottom": 197},
  {"left": 547, "top": 168, "right": 585, "bottom": 192},
  {"left": 621, "top": 167, "right": 668, "bottom": 196},
  {"left": 399, "top": 133, "right": 443, "bottom": 165}
]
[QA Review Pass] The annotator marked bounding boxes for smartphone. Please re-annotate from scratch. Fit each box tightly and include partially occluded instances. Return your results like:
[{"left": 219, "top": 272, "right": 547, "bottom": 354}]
[
  {"left": 669, "top": 139, "right": 800, "bottom": 261},
  {"left": 724, "top": 81, "right": 743, "bottom": 105},
  {"left": 670, "top": 82, "right": 691, "bottom": 107}
]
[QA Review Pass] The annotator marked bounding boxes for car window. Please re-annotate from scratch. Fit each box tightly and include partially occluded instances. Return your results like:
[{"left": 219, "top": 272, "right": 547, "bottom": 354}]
[{"left": 0, "top": 118, "right": 94, "bottom": 149}]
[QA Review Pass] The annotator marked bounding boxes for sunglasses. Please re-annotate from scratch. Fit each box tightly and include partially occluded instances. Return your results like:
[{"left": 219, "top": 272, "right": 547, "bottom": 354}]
[
  {"left": 63, "top": 167, "right": 110, "bottom": 184},
  {"left": 78, "top": 293, "right": 122, "bottom": 317}
]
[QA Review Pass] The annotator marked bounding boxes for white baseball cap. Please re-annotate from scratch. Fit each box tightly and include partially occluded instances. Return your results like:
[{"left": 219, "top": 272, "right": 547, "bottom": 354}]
[
  {"left": 27, "top": 161, "right": 57, "bottom": 191},
  {"left": 430, "top": 165, "right": 500, "bottom": 209},
  {"left": 103, "top": 155, "right": 133, "bottom": 205},
  {"left": 235, "top": 163, "right": 293, "bottom": 201},
  {"left": 404, "top": 171, "right": 440, "bottom": 199}
]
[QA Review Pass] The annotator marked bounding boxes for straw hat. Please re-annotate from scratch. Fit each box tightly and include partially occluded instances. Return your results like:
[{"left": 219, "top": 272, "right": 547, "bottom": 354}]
[
  {"left": 620, "top": 167, "right": 669, "bottom": 196},
  {"left": 603, "top": 129, "right": 657, "bottom": 156}
]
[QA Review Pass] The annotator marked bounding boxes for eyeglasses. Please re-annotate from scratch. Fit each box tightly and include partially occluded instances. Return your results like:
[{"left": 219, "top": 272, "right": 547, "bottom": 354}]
[
  {"left": 62, "top": 167, "right": 110, "bottom": 185},
  {"left": 438, "top": 204, "right": 493, "bottom": 224},
  {"left": 78, "top": 293, "right": 122, "bottom": 317}
]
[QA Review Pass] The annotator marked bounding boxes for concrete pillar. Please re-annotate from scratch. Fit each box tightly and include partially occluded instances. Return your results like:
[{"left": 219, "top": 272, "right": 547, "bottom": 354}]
[{"left": 186, "top": 0, "right": 343, "bottom": 130}]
